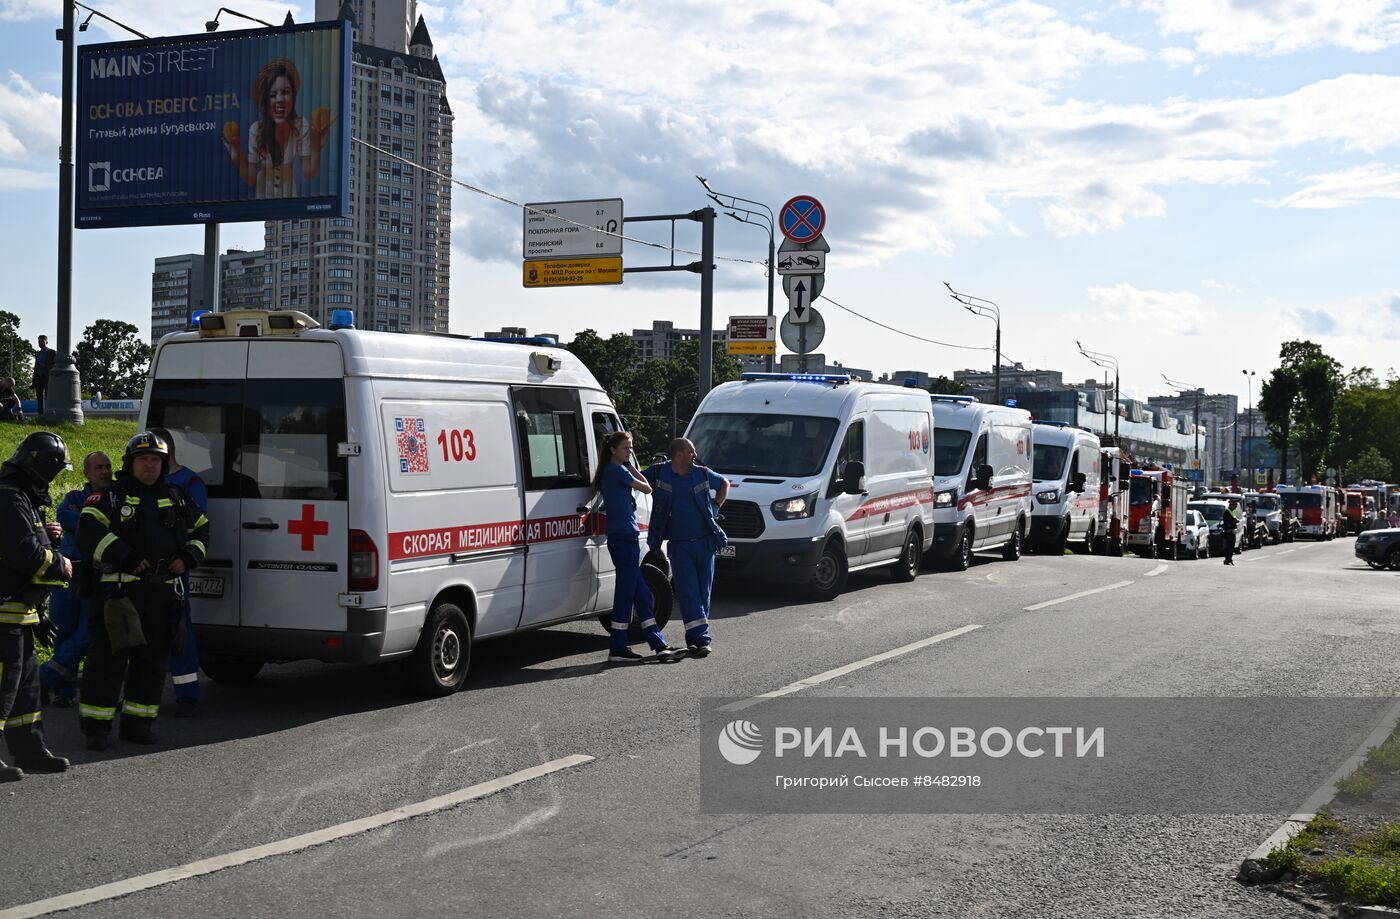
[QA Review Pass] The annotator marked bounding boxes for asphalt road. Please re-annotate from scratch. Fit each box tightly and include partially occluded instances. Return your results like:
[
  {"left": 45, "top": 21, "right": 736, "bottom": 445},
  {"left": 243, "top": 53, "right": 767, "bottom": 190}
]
[{"left": 4, "top": 536, "right": 1397, "bottom": 918}]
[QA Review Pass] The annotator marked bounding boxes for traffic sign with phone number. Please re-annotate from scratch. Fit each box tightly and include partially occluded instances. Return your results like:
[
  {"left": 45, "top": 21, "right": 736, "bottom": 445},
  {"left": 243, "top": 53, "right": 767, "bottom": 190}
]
[{"left": 780, "top": 196, "right": 825, "bottom": 243}]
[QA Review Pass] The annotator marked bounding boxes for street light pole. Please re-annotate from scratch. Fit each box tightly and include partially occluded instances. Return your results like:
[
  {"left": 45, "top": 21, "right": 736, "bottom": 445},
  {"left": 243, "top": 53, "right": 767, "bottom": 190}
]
[
  {"left": 1078, "top": 341, "right": 1119, "bottom": 441},
  {"left": 944, "top": 283, "right": 1001, "bottom": 402},
  {"left": 49, "top": 0, "right": 84, "bottom": 425},
  {"left": 1162, "top": 374, "right": 1201, "bottom": 461},
  {"left": 697, "top": 177, "right": 776, "bottom": 373}
]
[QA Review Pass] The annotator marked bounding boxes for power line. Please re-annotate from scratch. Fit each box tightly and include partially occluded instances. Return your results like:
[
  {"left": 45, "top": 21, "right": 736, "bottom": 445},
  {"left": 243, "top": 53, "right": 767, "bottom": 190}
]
[{"left": 818, "top": 294, "right": 1004, "bottom": 355}]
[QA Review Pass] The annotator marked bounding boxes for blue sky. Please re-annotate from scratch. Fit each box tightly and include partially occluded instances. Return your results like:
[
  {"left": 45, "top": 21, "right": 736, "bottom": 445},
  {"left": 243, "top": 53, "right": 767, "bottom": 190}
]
[{"left": 2, "top": 0, "right": 1398, "bottom": 403}]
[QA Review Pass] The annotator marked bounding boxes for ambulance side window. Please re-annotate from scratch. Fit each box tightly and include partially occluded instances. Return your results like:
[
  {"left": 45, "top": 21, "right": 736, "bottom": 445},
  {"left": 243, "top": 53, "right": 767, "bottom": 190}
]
[
  {"left": 828, "top": 420, "right": 864, "bottom": 497},
  {"left": 967, "top": 433, "right": 988, "bottom": 491},
  {"left": 513, "top": 387, "right": 589, "bottom": 490},
  {"left": 591, "top": 412, "right": 624, "bottom": 473}
]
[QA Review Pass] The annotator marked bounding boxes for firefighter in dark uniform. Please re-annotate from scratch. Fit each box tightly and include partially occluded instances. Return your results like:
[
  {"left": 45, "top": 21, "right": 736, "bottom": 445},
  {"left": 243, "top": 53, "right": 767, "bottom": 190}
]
[
  {"left": 0, "top": 432, "right": 73, "bottom": 780},
  {"left": 78, "top": 432, "right": 209, "bottom": 750}
]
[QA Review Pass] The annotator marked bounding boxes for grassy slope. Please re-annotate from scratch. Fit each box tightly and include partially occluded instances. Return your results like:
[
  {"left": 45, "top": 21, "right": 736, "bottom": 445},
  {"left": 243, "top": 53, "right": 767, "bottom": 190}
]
[{"left": 0, "top": 418, "right": 137, "bottom": 500}]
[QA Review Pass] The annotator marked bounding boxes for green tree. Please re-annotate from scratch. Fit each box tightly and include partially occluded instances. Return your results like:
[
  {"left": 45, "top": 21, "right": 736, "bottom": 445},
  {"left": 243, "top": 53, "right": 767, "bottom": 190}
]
[
  {"left": 1345, "top": 446, "right": 1392, "bottom": 484},
  {"left": 925, "top": 375, "right": 966, "bottom": 394},
  {"left": 1333, "top": 367, "right": 1400, "bottom": 486},
  {"left": 0, "top": 311, "right": 35, "bottom": 399},
  {"left": 75, "top": 319, "right": 152, "bottom": 399},
  {"left": 565, "top": 329, "right": 639, "bottom": 398},
  {"left": 1259, "top": 340, "right": 1343, "bottom": 481}
]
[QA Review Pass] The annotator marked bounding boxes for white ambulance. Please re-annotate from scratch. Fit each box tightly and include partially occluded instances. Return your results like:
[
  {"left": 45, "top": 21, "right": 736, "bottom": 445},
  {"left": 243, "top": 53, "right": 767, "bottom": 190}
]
[
  {"left": 684, "top": 373, "right": 935, "bottom": 601},
  {"left": 1027, "top": 421, "right": 1103, "bottom": 554},
  {"left": 142, "top": 309, "right": 650, "bottom": 696},
  {"left": 926, "top": 396, "right": 1034, "bottom": 570}
]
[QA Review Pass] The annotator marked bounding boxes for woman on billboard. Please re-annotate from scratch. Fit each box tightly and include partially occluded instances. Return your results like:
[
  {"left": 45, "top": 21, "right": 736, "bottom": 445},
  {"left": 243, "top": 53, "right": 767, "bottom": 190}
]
[{"left": 221, "top": 58, "right": 331, "bottom": 198}]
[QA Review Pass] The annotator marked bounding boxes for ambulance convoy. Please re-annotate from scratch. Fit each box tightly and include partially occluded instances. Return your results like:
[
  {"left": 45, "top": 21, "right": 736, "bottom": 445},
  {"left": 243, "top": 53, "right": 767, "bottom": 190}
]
[{"left": 138, "top": 310, "right": 1307, "bottom": 697}]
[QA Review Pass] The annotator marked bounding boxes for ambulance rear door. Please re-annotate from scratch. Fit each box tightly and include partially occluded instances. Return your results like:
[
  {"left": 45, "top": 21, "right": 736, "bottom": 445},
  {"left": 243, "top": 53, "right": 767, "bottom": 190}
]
[
  {"left": 237, "top": 342, "right": 349, "bottom": 632},
  {"left": 512, "top": 386, "right": 598, "bottom": 627}
]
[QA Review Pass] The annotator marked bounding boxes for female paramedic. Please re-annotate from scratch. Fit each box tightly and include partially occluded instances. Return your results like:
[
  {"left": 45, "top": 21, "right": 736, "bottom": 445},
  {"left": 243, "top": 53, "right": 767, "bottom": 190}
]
[{"left": 595, "top": 432, "right": 680, "bottom": 664}]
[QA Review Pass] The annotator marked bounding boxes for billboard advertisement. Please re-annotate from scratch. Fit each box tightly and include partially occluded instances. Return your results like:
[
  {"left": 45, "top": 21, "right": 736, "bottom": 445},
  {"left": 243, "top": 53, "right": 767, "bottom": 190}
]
[
  {"left": 1242, "top": 436, "right": 1281, "bottom": 470},
  {"left": 76, "top": 22, "right": 349, "bottom": 228}
]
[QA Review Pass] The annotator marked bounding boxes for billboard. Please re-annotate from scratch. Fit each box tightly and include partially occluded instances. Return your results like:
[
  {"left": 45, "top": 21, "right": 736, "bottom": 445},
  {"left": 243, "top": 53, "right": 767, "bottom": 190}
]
[
  {"left": 1242, "top": 436, "right": 1281, "bottom": 469},
  {"left": 76, "top": 22, "right": 350, "bottom": 228}
]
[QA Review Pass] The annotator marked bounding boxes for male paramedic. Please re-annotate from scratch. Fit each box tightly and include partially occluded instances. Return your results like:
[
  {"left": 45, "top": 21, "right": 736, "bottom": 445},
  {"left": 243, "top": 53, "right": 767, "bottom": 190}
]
[{"left": 645, "top": 437, "right": 728, "bottom": 657}]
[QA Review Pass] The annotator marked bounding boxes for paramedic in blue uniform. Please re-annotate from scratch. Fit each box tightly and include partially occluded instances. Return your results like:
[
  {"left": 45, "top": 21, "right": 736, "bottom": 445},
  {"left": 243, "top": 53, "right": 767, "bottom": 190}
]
[
  {"left": 38, "top": 450, "right": 111, "bottom": 707},
  {"left": 595, "top": 431, "right": 679, "bottom": 664},
  {"left": 646, "top": 437, "right": 729, "bottom": 657},
  {"left": 151, "top": 428, "right": 207, "bottom": 716}
]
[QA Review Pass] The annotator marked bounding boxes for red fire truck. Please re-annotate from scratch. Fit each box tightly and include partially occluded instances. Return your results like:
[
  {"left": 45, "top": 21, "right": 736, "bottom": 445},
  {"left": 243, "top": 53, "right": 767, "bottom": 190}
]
[
  {"left": 1277, "top": 483, "right": 1337, "bottom": 539},
  {"left": 1092, "top": 446, "right": 1131, "bottom": 556},
  {"left": 1126, "top": 465, "right": 1189, "bottom": 559}
]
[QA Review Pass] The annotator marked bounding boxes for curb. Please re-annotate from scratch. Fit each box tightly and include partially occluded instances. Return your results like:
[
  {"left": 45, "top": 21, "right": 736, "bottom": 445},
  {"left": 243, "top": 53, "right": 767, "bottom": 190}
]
[{"left": 1238, "top": 699, "right": 1400, "bottom": 884}]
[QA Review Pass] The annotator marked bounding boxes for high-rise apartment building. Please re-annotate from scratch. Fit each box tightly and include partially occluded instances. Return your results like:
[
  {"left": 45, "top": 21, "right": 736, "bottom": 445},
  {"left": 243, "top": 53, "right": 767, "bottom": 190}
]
[
  {"left": 150, "top": 249, "right": 271, "bottom": 343},
  {"left": 265, "top": 0, "right": 453, "bottom": 332}
]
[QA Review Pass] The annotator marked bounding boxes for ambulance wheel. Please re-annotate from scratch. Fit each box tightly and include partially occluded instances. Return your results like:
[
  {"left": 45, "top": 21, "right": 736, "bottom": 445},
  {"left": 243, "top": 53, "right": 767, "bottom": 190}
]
[
  {"left": 946, "top": 526, "right": 974, "bottom": 571},
  {"left": 1001, "top": 521, "right": 1023, "bottom": 561},
  {"left": 805, "top": 540, "right": 848, "bottom": 601},
  {"left": 891, "top": 527, "right": 922, "bottom": 582},
  {"left": 1082, "top": 523, "right": 1096, "bottom": 555},
  {"left": 200, "top": 656, "right": 263, "bottom": 683},
  {"left": 1051, "top": 518, "right": 1070, "bottom": 555},
  {"left": 406, "top": 602, "right": 471, "bottom": 697}
]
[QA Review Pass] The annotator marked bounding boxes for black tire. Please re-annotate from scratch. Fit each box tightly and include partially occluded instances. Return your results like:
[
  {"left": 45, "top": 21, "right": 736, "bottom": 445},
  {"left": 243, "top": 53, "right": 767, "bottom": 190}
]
[
  {"left": 1051, "top": 518, "right": 1070, "bottom": 555},
  {"left": 1110, "top": 536, "right": 1124, "bottom": 557},
  {"left": 200, "top": 655, "right": 263, "bottom": 683},
  {"left": 946, "top": 526, "right": 975, "bottom": 571},
  {"left": 1167, "top": 539, "right": 1178, "bottom": 561},
  {"left": 805, "top": 539, "right": 848, "bottom": 601},
  {"left": 1082, "top": 522, "right": 1096, "bottom": 556},
  {"left": 1388, "top": 547, "right": 1400, "bottom": 572},
  {"left": 597, "top": 563, "right": 674, "bottom": 640},
  {"left": 1141, "top": 538, "right": 1157, "bottom": 559},
  {"left": 891, "top": 528, "right": 922, "bottom": 582},
  {"left": 405, "top": 601, "right": 472, "bottom": 697},
  {"left": 1367, "top": 559, "right": 1387, "bottom": 570},
  {"left": 1001, "top": 521, "right": 1023, "bottom": 561}
]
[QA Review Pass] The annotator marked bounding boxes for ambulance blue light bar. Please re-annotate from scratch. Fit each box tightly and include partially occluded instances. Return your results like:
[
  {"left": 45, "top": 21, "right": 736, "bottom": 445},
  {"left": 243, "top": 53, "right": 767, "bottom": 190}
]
[
  {"left": 190, "top": 309, "right": 211, "bottom": 329},
  {"left": 1034, "top": 419, "right": 1069, "bottom": 427},
  {"left": 930, "top": 394, "right": 976, "bottom": 403},
  {"left": 329, "top": 309, "right": 355, "bottom": 330},
  {"left": 481, "top": 336, "right": 559, "bottom": 346},
  {"left": 740, "top": 372, "right": 851, "bottom": 385}
]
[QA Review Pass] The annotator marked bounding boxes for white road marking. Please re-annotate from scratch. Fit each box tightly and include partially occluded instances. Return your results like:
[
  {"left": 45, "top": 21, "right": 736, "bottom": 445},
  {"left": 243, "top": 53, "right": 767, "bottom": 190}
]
[
  {"left": 1144, "top": 563, "right": 1169, "bottom": 577},
  {"left": 1023, "top": 580, "right": 1135, "bottom": 611},
  {"left": 718, "top": 624, "right": 983, "bottom": 713},
  {"left": 0, "top": 755, "right": 594, "bottom": 919},
  {"left": 447, "top": 738, "right": 499, "bottom": 755}
]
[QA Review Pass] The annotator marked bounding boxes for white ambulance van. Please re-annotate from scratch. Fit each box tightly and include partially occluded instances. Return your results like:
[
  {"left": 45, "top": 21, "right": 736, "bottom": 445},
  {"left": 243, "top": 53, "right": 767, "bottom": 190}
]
[
  {"left": 142, "top": 309, "right": 645, "bottom": 696},
  {"left": 1027, "top": 421, "right": 1103, "bottom": 554},
  {"left": 684, "top": 373, "right": 935, "bottom": 601},
  {"left": 926, "top": 396, "right": 1034, "bottom": 570}
]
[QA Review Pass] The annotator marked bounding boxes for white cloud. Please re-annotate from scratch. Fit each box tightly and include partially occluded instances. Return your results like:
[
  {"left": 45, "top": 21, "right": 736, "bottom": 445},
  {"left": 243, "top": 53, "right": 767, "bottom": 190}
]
[
  {"left": 1271, "top": 164, "right": 1400, "bottom": 208},
  {"left": 0, "top": 71, "right": 58, "bottom": 162},
  {"left": 0, "top": 165, "right": 52, "bottom": 190},
  {"left": 1141, "top": 0, "right": 1400, "bottom": 56},
  {"left": 1289, "top": 306, "right": 1339, "bottom": 335},
  {"left": 1040, "top": 180, "right": 1166, "bottom": 235},
  {"left": 1087, "top": 283, "right": 1209, "bottom": 328},
  {"left": 1160, "top": 46, "right": 1198, "bottom": 66}
]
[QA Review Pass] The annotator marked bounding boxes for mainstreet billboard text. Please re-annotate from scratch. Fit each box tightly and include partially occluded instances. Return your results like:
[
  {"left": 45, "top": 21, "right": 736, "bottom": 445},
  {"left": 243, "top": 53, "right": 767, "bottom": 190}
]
[{"left": 77, "top": 22, "right": 349, "bottom": 228}]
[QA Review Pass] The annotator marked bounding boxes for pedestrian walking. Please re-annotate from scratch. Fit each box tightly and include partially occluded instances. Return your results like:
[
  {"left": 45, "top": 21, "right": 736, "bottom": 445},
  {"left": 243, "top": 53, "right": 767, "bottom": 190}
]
[
  {"left": 646, "top": 438, "right": 729, "bottom": 657},
  {"left": 77, "top": 432, "right": 209, "bottom": 750},
  {"left": 32, "top": 336, "right": 55, "bottom": 418},
  {"left": 150, "top": 428, "right": 208, "bottom": 716},
  {"left": 595, "top": 431, "right": 679, "bottom": 664},
  {"left": 38, "top": 451, "right": 111, "bottom": 707},
  {"left": 1221, "top": 498, "right": 1239, "bottom": 566},
  {"left": 0, "top": 432, "right": 74, "bottom": 779}
]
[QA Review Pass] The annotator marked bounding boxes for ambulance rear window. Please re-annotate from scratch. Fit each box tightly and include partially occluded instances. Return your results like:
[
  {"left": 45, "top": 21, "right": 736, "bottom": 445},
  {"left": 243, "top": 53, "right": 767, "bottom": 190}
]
[{"left": 147, "top": 378, "right": 347, "bottom": 501}]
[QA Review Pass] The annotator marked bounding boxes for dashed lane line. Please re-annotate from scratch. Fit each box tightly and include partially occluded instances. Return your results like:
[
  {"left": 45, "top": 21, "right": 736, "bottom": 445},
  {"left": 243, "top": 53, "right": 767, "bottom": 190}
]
[
  {"left": 1144, "top": 563, "right": 1170, "bottom": 577},
  {"left": 1023, "top": 580, "right": 1135, "bottom": 612},
  {"left": 717, "top": 624, "right": 983, "bottom": 713},
  {"left": 0, "top": 755, "right": 595, "bottom": 919}
]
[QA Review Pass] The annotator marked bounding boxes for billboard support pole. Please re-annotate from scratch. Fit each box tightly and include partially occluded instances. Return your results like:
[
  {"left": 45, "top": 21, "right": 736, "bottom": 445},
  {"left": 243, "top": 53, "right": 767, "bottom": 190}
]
[
  {"left": 203, "top": 223, "right": 221, "bottom": 318},
  {"left": 49, "top": 0, "right": 83, "bottom": 425}
]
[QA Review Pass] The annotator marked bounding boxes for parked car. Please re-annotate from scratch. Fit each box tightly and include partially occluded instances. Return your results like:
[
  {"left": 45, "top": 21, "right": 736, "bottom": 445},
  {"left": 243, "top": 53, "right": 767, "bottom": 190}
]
[
  {"left": 1354, "top": 527, "right": 1400, "bottom": 570},
  {"left": 1189, "top": 499, "right": 1245, "bottom": 555},
  {"left": 1177, "top": 509, "right": 1211, "bottom": 560}
]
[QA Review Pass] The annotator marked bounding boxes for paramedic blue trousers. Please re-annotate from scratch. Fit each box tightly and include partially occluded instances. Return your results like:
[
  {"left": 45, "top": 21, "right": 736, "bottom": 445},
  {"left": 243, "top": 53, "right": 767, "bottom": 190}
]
[
  {"left": 607, "top": 537, "right": 667, "bottom": 653},
  {"left": 40, "top": 586, "right": 89, "bottom": 699},
  {"left": 667, "top": 538, "right": 714, "bottom": 646},
  {"left": 79, "top": 585, "right": 177, "bottom": 737},
  {"left": 168, "top": 577, "right": 200, "bottom": 702}
]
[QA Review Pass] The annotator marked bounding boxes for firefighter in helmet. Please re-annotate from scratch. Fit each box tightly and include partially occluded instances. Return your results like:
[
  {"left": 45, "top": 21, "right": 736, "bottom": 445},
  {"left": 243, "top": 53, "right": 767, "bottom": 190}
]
[
  {"left": 77, "top": 432, "right": 209, "bottom": 750},
  {"left": 0, "top": 431, "right": 73, "bottom": 779}
]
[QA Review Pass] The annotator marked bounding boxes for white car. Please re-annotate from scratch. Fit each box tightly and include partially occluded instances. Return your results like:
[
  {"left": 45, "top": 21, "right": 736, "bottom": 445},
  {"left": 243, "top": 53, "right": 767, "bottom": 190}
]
[{"left": 1177, "top": 509, "right": 1211, "bottom": 560}]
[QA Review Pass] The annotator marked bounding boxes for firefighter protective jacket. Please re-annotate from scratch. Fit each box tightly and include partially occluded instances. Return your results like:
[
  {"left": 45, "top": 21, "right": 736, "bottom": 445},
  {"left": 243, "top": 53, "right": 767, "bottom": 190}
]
[
  {"left": 0, "top": 470, "right": 68, "bottom": 625},
  {"left": 78, "top": 475, "right": 209, "bottom": 587}
]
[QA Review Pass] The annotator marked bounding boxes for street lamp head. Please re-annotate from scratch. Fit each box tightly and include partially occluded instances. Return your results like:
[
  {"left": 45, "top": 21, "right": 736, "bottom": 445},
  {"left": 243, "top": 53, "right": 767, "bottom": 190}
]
[
  {"left": 696, "top": 176, "right": 714, "bottom": 194},
  {"left": 79, "top": 11, "right": 94, "bottom": 30},
  {"left": 205, "top": 18, "right": 219, "bottom": 30}
]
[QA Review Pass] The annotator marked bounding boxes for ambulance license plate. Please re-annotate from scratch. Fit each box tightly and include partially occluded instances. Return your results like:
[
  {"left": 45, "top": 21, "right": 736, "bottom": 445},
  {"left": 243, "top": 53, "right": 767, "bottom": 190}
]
[
  {"left": 717, "top": 545, "right": 736, "bottom": 559},
  {"left": 189, "top": 575, "right": 225, "bottom": 599}
]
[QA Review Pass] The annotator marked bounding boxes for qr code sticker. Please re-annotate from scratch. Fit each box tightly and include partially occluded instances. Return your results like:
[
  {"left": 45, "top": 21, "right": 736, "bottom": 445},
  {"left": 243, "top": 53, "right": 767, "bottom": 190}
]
[{"left": 396, "top": 417, "right": 429, "bottom": 474}]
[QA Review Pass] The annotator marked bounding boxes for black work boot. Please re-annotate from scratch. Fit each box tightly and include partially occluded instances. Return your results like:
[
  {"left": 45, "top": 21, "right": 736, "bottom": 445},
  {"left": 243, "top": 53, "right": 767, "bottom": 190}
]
[
  {"left": 119, "top": 720, "right": 157, "bottom": 745},
  {"left": 10, "top": 732, "right": 69, "bottom": 772},
  {"left": 0, "top": 757, "right": 22, "bottom": 782}
]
